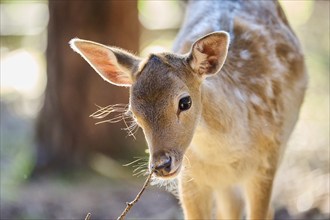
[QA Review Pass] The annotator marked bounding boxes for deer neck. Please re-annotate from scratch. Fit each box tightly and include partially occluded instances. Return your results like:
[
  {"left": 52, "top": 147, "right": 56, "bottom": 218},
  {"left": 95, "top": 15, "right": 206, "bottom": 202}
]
[{"left": 198, "top": 75, "right": 236, "bottom": 133}]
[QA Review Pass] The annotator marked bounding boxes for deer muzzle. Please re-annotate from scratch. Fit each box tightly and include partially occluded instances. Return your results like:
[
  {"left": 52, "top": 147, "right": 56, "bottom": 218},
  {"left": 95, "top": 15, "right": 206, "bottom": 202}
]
[{"left": 151, "top": 150, "right": 182, "bottom": 179}]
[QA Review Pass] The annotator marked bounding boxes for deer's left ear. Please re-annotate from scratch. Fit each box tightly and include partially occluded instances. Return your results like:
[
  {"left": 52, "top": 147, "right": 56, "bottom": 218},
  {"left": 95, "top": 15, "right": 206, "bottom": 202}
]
[{"left": 187, "top": 31, "right": 230, "bottom": 76}]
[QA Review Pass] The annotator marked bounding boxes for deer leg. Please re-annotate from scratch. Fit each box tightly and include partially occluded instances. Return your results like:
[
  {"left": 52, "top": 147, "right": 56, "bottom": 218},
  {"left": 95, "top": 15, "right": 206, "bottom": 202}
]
[
  {"left": 244, "top": 167, "right": 276, "bottom": 220},
  {"left": 179, "top": 175, "right": 213, "bottom": 220},
  {"left": 215, "top": 186, "right": 243, "bottom": 220}
]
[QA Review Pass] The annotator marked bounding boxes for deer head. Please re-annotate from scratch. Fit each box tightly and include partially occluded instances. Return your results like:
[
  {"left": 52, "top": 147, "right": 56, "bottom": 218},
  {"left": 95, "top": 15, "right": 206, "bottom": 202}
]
[{"left": 70, "top": 31, "right": 230, "bottom": 179}]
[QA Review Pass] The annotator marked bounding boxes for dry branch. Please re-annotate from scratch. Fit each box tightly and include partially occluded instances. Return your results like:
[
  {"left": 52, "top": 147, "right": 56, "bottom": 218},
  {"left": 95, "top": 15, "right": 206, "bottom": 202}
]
[
  {"left": 117, "top": 170, "right": 154, "bottom": 220},
  {"left": 84, "top": 170, "right": 154, "bottom": 220},
  {"left": 84, "top": 213, "right": 91, "bottom": 220}
]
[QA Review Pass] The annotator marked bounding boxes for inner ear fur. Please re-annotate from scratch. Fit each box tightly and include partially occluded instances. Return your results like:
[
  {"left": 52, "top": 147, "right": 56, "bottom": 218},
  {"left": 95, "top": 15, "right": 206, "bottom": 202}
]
[
  {"left": 188, "top": 31, "right": 230, "bottom": 76},
  {"left": 70, "top": 38, "right": 141, "bottom": 87}
]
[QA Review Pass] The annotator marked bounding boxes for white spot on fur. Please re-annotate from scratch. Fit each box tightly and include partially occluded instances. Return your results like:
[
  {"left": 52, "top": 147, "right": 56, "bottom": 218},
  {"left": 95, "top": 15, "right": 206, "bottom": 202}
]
[
  {"left": 242, "top": 32, "right": 252, "bottom": 41},
  {"left": 249, "top": 78, "right": 258, "bottom": 84},
  {"left": 240, "top": 50, "right": 251, "bottom": 60},
  {"left": 250, "top": 93, "right": 263, "bottom": 106},
  {"left": 234, "top": 88, "right": 246, "bottom": 102},
  {"left": 250, "top": 78, "right": 264, "bottom": 85},
  {"left": 232, "top": 71, "right": 241, "bottom": 80},
  {"left": 272, "top": 109, "right": 278, "bottom": 120},
  {"left": 265, "top": 81, "right": 274, "bottom": 98},
  {"left": 237, "top": 61, "right": 244, "bottom": 68}
]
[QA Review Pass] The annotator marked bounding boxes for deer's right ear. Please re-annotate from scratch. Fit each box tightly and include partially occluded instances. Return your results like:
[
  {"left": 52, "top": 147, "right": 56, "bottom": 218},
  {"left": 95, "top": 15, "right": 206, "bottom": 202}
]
[{"left": 69, "top": 38, "right": 141, "bottom": 87}]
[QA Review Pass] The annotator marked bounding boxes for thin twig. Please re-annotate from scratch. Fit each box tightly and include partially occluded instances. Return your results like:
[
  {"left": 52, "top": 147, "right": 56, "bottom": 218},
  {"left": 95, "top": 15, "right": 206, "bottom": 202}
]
[
  {"left": 83, "top": 168, "right": 153, "bottom": 220},
  {"left": 117, "top": 170, "right": 154, "bottom": 220},
  {"left": 84, "top": 213, "right": 91, "bottom": 220}
]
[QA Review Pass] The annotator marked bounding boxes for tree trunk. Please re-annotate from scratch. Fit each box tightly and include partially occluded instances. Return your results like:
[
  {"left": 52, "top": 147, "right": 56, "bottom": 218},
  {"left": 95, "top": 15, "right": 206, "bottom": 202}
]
[{"left": 35, "top": 0, "right": 140, "bottom": 173}]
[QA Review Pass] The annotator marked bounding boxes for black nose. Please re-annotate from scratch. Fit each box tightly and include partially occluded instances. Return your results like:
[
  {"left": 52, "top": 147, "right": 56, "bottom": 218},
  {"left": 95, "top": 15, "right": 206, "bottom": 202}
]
[{"left": 152, "top": 154, "right": 172, "bottom": 176}]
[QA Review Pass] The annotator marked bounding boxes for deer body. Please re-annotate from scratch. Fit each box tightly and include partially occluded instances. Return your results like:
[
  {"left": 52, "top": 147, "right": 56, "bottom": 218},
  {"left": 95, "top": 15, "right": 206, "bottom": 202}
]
[
  {"left": 173, "top": 2, "right": 307, "bottom": 219},
  {"left": 70, "top": 1, "right": 307, "bottom": 219}
]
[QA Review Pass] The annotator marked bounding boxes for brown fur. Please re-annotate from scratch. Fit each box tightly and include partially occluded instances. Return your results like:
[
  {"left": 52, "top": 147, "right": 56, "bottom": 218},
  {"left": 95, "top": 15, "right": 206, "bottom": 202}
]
[{"left": 70, "top": 1, "right": 307, "bottom": 219}]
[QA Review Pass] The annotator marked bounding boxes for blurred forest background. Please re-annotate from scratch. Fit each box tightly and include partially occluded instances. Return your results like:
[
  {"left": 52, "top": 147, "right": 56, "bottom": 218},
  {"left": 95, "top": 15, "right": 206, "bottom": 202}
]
[{"left": 0, "top": 0, "right": 329, "bottom": 219}]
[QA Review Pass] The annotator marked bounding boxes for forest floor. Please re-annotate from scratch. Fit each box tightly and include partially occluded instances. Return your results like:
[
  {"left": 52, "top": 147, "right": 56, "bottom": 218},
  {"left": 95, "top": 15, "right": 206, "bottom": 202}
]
[
  {"left": 1, "top": 172, "right": 182, "bottom": 219},
  {"left": 1, "top": 172, "right": 329, "bottom": 220}
]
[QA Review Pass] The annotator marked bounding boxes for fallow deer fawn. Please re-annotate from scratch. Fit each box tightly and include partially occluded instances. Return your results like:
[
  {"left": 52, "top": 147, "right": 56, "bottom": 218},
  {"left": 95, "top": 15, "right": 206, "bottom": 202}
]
[{"left": 70, "top": 1, "right": 307, "bottom": 219}]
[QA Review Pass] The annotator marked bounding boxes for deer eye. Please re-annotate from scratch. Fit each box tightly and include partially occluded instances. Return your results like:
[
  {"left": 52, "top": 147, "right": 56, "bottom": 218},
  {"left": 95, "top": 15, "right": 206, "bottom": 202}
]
[{"left": 179, "top": 96, "right": 192, "bottom": 111}]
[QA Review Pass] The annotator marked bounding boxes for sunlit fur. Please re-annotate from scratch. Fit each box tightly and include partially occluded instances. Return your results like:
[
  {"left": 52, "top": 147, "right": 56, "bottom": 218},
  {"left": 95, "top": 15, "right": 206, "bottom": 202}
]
[{"left": 70, "top": 1, "right": 307, "bottom": 219}]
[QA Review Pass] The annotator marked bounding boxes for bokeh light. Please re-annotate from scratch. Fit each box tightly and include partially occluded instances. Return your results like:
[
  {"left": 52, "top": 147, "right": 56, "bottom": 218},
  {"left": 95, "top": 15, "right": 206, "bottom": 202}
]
[{"left": 1, "top": 49, "right": 46, "bottom": 99}]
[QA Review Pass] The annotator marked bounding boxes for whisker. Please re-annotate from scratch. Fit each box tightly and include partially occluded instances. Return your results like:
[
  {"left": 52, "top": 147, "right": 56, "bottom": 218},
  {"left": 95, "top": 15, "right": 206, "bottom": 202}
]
[
  {"left": 131, "top": 124, "right": 140, "bottom": 135},
  {"left": 133, "top": 166, "right": 147, "bottom": 174},
  {"left": 183, "top": 154, "right": 191, "bottom": 168},
  {"left": 95, "top": 114, "right": 124, "bottom": 124},
  {"left": 122, "top": 112, "right": 136, "bottom": 140},
  {"left": 90, "top": 104, "right": 140, "bottom": 137},
  {"left": 133, "top": 169, "right": 148, "bottom": 177},
  {"left": 129, "top": 156, "right": 148, "bottom": 178},
  {"left": 187, "top": 178, "right": 194, "bottom": 183},
  {"left": 123, "top": 158, "right": 144, "bottom": 167},
  {"left": 90, "top": 104, "right": 128, "bottom": 119}
]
